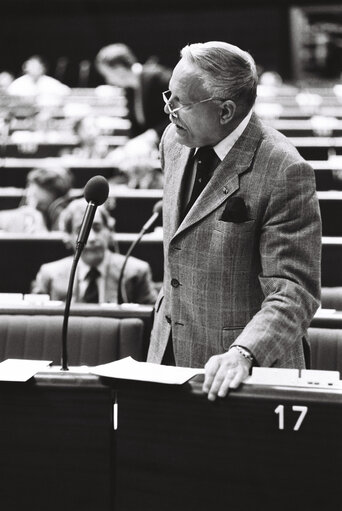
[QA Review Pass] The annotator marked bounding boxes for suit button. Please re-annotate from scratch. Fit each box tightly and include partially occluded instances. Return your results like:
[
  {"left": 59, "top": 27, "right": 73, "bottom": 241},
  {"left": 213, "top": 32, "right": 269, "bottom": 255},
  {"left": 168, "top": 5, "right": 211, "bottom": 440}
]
[
  {"left": 165, "top": 315, "right": 171, "bottom": 324},
  {"left": 171, "top": 278, "right": 180, "bottom": 288}
]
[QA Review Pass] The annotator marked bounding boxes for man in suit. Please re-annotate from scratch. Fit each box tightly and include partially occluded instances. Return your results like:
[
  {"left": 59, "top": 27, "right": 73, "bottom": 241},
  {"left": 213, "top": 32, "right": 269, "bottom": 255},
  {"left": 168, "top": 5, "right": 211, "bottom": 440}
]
[
  {"left": 95, "top": 43, "right": 171, "bottom": 141},
  {"left": 147, "top": 41, "right": 321, "bottom": 400},
  {"left": 95, "top": 44, "right": 170, "bottom": 186},
  {"left": 32, "top": 198, "right": 157, "bottom": 305}
]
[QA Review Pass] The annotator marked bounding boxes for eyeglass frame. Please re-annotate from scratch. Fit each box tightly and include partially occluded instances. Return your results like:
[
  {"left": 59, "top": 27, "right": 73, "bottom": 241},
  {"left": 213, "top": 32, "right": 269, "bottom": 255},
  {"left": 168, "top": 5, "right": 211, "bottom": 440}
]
[{"left": 162, "top": 89, "right": 226, "bottom": 117}]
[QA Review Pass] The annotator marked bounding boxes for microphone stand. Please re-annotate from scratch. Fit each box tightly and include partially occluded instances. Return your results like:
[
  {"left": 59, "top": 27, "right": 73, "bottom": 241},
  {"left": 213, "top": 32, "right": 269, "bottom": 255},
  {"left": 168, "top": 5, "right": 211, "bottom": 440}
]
[
  {"left": 61, "top": 249, "right": 81, "bottom": 371},
  {"left": 117, "top": 202, "right": 162, "bottom": 305},
  {"left": 117, "top": 230, "right": 144, "bottom": 305},
  {"left": 61, "top": 202, "right": 96, "bottom": 371}
]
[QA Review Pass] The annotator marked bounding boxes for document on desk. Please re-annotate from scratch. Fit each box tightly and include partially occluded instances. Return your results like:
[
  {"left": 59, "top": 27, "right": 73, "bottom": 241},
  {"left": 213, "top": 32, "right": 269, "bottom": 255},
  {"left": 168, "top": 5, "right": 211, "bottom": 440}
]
[
  {"left": 0, "top": 359, "right": 52, "bottom": 382},
  {"left": 91, "top": 356, "right": 205, "bottom": 385}
]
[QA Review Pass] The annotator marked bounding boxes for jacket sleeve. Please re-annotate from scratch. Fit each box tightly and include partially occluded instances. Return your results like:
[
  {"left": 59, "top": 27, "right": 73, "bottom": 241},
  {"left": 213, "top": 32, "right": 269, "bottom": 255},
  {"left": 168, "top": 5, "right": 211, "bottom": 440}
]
[{"left": 231, "top": 160, "right": 322, "bottom": 367}]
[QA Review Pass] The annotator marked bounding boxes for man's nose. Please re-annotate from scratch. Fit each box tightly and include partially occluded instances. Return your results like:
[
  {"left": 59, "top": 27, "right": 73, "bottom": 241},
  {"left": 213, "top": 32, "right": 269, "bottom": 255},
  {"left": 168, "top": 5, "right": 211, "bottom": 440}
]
[{"left": 87, "top": 228, "right": 97, "bottom": 242}]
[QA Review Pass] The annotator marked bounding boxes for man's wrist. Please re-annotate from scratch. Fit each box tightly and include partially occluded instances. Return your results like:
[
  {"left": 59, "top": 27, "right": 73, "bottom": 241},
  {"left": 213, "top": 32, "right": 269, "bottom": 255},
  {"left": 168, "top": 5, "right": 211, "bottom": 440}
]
[{"left": 229, "top": 345, "right": 255, "bottom": 365}]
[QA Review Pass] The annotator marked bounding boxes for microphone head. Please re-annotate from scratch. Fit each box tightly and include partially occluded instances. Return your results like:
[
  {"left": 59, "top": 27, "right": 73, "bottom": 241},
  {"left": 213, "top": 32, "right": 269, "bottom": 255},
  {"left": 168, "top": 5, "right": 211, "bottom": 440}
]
[
  {"left": 153, "top": 200, "right": 163, "bottom": 215},
  {"left": 84, "top": 175, "right": 109, "bottom": 205}
]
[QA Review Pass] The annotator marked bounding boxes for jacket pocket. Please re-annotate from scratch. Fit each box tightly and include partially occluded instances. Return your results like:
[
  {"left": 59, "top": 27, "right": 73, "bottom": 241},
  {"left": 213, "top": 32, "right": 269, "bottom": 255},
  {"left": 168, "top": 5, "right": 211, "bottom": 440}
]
[
  {"left": 215, "top": 219, "right": 256, "bottom": 234},
  {"left": 221, "top": 327, "right": 244, "bottom": 351}
]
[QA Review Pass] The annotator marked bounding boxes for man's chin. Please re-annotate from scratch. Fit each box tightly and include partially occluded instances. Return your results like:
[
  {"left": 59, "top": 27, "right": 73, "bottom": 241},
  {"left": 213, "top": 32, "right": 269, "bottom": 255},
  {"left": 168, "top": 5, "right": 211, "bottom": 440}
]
[
  {"left": 174, "top": 127, "right": 193, "bottom": 147},
  {"left": 81, "top": 248, "right": 105, "bottom": 267}
]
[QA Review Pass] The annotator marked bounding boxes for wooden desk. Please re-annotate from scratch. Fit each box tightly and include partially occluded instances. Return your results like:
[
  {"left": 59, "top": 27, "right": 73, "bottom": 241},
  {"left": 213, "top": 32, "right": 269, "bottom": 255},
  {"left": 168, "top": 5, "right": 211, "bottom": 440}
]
[
  {"left": 0, "top": 233, "right": 72, "bottom": 293},
  {"left": 1, "top": 368, "right": 341, "bottom": 511},
  {"left": 112, "top": 375, "right": 342, "bottom": 511},
  {"left": 311, "top": 309, "right": 342, "bottom": 328},
  {"left": 317, "top": 191, "right": 342, "bottom": 236},
  {"left": 0, "top": 186, "right": 163, "bottom": 233},
  {"left": 0, "top": 233, "right": 339, "bottom": 293},
  {"left": 0, "top": 158, "right": 118, "bottom": 188},
  {"left": 289, "top": 137, "right": 342, "bottom": 160},
  {"left": 0, "top": 371, "right": 114, "bottom": 511}
]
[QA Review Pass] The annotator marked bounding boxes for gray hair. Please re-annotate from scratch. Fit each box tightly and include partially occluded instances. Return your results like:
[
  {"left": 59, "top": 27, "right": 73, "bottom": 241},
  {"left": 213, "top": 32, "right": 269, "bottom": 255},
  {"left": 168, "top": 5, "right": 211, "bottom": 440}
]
[
  {"left": 180, "top": 41, "right": 258, "bottom": 114},
  {"left": 59, "top": 198, "right": 114, "bottom": 234}
]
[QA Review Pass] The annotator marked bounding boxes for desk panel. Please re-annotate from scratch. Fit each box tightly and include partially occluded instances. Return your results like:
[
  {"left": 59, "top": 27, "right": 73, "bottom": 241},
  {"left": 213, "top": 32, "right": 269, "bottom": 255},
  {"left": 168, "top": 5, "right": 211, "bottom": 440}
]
[
  {"left": 113, "top": 377, "right": 342, "bottom": 511},
  {"left": 0, "top": 372, "right": 114, "bottom": 511}
]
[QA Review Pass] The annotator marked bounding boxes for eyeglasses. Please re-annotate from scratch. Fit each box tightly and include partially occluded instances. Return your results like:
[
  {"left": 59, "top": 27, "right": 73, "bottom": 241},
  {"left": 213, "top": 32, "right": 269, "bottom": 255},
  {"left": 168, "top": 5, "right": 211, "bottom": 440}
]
[{"left": 162, "top": 89, "right": 222, "bottom": 117}]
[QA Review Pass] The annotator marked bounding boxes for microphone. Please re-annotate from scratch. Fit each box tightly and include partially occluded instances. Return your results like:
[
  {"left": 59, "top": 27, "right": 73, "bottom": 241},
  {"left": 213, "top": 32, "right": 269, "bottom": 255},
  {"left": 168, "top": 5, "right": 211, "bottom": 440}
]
[
  {"left": 61, "top": 175, "right": 109, "bottom": 371},
  {"left": 76, "top": 175, "right": 110, "bottom": 253},
  {"left": 117, "top": 200, "right": 162, "bottom": 305}
]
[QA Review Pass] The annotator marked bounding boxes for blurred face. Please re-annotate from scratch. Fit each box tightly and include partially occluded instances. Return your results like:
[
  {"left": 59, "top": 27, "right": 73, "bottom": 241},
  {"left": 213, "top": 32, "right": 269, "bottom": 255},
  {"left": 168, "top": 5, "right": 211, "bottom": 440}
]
[
  {"left": 71, "top": 209, "right": 111, "bottom": 267},
  {"left": 26, "top": 183, "right": 56, "bottom": 212},
  {"left": 99, "top": 63, "right": 137, "bottom": 88},
  {"left": 166, "top": 59, "right": 224, "bottom": 148},
  {"left": 77, "top": 118, "right": 100, "bottom": 145},
  {"left": 24, "top": 58, "right": 45, "bottom": 79}
]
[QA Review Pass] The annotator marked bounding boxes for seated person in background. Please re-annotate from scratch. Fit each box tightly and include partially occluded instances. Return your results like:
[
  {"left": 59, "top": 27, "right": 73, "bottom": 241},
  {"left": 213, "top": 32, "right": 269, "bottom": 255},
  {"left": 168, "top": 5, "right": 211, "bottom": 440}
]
[
  {"left": 25, "top": 166, "right": 74, "bottom": 230},
  {"left": 0, "top": 166, "right": 74, "bottom": 233},
  {"left": 95, "top": 44, "right": 170, "bottom": 166},
  {"left": 31, "top": 198, "right": 157, "bottom": 304},
  {"left": 113, "top": 154, "right": 164, "bottom": 189},
  {"left": 0, "top": 71, "right": 14, "bottom": 93},
  {"left": 60, "top": 116, "right": 109, "bottom": 159},
  {"left": 7, "top": 55, "right": 70, "bottom": 97}
]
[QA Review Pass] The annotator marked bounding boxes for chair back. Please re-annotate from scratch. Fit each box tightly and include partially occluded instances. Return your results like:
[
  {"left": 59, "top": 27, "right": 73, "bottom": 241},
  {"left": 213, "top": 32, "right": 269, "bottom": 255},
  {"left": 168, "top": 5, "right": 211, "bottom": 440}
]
[
  {"left": 308, "top": 327, "right": 342, "bottom": 372},
  {"left": 0, "top": 314, "right": 144, "bottom": 365}
]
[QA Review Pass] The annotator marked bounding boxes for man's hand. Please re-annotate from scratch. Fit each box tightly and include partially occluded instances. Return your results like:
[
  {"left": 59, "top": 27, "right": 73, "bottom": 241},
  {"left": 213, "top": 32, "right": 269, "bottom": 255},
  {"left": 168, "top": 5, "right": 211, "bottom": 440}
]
[{"left": 202, "top": 348, "right": 252, "bottom": 401}]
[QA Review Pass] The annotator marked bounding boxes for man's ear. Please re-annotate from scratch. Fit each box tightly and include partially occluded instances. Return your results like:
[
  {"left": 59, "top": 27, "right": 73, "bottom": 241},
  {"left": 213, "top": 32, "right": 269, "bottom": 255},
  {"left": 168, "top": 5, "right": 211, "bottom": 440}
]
[{"left": 220, "top": 100, "right": 236, "bottom": 125}]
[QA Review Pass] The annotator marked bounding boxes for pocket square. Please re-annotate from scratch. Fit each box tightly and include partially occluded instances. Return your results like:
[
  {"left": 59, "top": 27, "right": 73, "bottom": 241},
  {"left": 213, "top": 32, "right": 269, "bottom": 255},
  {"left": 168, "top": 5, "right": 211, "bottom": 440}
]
[{"left": 220, "top": 197, "right": 249, "bottom": 223}]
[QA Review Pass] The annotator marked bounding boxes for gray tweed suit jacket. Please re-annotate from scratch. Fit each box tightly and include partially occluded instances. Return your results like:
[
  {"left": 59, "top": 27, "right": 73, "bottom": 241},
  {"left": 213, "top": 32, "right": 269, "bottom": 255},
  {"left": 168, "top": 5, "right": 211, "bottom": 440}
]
[{"left": 147, "top": 113, "right": 321, "bottom": 368}]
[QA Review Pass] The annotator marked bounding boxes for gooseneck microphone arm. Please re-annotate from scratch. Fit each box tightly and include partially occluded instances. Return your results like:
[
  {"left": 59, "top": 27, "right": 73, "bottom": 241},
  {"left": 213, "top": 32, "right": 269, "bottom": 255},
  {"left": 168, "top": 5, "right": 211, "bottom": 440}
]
[
  {"left": 61, "top": 176, "right": 109, "bottom": 371},
  {"left": 117, "top": 200, "right": 162, "bottom": 305},
  {"left": 61, "top": 250, "right": 81, "bottom": 370}
]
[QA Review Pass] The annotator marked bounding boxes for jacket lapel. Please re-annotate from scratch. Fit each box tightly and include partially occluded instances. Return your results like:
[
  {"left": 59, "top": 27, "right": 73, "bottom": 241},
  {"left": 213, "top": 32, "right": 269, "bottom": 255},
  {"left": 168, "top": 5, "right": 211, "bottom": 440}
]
[
  {"left": 173, "top": 113, "right": 263, "bottom": 238},
  {"left": 165, "top": 142, "right": 194, "bottom": 237}
]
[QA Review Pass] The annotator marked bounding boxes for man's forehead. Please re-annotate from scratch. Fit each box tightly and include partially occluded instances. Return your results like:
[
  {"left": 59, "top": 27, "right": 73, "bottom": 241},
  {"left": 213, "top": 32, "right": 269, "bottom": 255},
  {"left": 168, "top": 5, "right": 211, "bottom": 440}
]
[
  {"left": 170, "top": 60, "right": 205, "bottom": 99},
  {"left": 72, "top": 209, "right": 105, "bottom": 229}
]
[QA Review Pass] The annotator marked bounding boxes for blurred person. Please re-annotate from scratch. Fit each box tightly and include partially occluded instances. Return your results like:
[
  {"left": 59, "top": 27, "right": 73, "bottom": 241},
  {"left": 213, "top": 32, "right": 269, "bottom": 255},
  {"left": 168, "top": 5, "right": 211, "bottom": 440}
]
[
  {"left": 25, "top": 166, "right": 74, "bottom": 230},
  {"left": 8, "top": 55, "right": 70, "bottom": 97},
  {"left": 0, "top": 166, "right": 74, "bottom": 233},
  {"left": 147, "top": 41, "right": 321, "bottom": 401},
  {"left": 31, "top": 198, "right": 157, "bottom": 304},
  {"left": 95, "top": 44, "right": 170, "bottom": 168},
  {"left": 0, "top": 71, "right": 14, "bottom": 93},
  {"left": 60, "top": 116, "right": 109, "bottom": 159},
  {"left": 113, "top": 153, "right": 164, "bottom": 189}
]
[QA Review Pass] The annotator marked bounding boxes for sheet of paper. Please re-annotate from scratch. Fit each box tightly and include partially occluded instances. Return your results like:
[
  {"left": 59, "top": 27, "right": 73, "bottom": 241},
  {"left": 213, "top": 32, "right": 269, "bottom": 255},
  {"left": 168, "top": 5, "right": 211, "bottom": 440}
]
[
  {"left": 91, "top": 356, "right": 204, "bottom": 385},
  {"left": 0, "top": 359, "right": 52, "bottom": 382}
]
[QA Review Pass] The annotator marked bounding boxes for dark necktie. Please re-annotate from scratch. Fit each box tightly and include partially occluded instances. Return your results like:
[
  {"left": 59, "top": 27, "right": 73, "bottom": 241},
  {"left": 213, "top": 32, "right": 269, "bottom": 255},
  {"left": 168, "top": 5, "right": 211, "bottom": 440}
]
[
  {"left": 83, "top": 267, "right": 100, "bottom": 303},
  {"left": 183, "top": 146, "right": 220, "bottom": 218}
]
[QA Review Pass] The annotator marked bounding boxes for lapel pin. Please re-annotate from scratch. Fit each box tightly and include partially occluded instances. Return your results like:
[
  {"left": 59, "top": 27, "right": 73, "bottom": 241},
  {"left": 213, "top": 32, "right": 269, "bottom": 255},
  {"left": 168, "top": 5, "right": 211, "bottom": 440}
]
[{"left": 223, "top": 186, "right": 229, "bottom": 194}]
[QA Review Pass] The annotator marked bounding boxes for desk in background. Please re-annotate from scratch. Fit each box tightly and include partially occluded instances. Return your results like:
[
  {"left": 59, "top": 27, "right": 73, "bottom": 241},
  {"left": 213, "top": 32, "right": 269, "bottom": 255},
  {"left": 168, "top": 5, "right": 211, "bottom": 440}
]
[
  {"left": 0, "top": 158, "right": 118, "bottom": 188},
  {"left": 0, "top": 186, "right": 163, "bottom": 233},
  {"left": 0, "top": 233, "right": 339, "bottom": 293}
]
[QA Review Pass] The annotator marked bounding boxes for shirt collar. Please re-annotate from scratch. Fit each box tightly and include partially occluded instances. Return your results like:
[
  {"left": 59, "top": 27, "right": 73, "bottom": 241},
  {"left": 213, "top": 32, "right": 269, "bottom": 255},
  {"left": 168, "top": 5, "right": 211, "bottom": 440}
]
[
  {"left": 211, "top": 109, "right": 253, "bottom": 161},
  {"left": 78, "top": 252, "right": 107, "bottom": 280}
]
